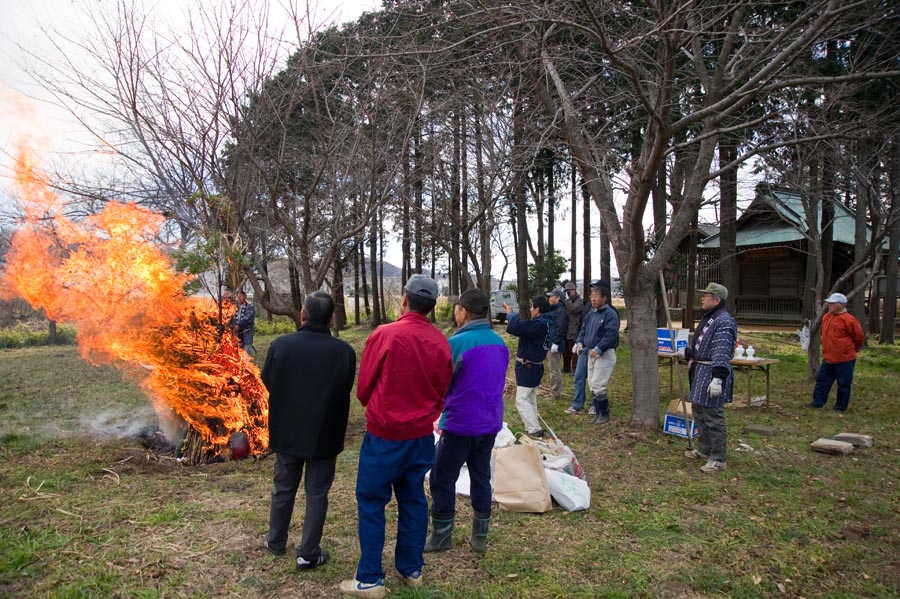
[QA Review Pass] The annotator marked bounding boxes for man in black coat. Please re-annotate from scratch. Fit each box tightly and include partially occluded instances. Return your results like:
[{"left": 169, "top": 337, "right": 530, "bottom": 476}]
[{"left": 261, "top": 292, "right": 356, "bottom": 571}]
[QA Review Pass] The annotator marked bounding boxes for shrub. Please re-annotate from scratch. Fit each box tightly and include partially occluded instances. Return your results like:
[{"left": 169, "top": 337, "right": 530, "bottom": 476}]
[
  {"left": 0, "top": 323, "right": 77, "bottom": 348},
  {"left": 254, "top": 317, "right": 298, "bottom": 336}
]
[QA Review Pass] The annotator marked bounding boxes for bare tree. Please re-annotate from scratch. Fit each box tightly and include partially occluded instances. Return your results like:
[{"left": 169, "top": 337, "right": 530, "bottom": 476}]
[{"left": 476, "top": 0, "right": 900, "bottom": 428}]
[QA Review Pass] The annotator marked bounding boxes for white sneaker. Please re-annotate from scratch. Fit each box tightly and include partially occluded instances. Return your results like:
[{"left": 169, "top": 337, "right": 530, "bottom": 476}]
[
  {"left": 339, "top": 578, "right": 386, "bottom": 598},
  {"left": 684, "top": 449, "right": 709, "bottom": 460},
  {"left": 588, "top": 406, "right": 597, "bottom": 415},
  {"left": 404, "top": 570, "right": 423, "bottom": 587},
  {"left": 700, "top": 460, "right": 726, "bottom": 474}
]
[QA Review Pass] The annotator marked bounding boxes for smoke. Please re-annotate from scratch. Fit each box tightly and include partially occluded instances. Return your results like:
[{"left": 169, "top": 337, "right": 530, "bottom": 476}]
[{"left": 78, "top": 405, "right": 158, "bottom": 440}]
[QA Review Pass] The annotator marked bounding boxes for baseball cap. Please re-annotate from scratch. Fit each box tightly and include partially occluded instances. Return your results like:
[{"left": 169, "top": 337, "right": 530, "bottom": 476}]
[
  {"left": 824, "top": 292, "right": 848, "bottom": 304},
  {"left": 564, "top": 282, "right": 576, "bottom": 291},
  {"left": 590, "top": 279, "right": 611, "bottom": 290},
  {"left": 404, "top": 274, "right": 439, "bottom": 300},
  {"left": 697, "top": 282, "right": 728, "bottom": 300},
  {"left": 546, "top": 289, "right": 565, "bottom": 300}
]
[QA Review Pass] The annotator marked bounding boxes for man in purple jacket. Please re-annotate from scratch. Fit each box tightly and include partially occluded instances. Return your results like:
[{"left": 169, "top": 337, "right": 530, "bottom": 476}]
[{"left": 424, "top": 288, "right": 509, "bottom": 554}]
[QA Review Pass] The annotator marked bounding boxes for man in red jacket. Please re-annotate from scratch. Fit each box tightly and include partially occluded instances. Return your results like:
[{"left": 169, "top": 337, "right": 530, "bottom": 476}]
[
  {"left": 810, "top": 293, "right": 865, "bottom": 412},
  {"left": 340, "top": 274, "right": 452, "bottom": 599}
]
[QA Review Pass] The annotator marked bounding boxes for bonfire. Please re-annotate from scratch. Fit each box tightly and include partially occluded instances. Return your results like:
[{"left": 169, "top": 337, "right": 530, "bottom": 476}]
[{"left": 0, "top": 148, "right": 269, "bottom": 463}]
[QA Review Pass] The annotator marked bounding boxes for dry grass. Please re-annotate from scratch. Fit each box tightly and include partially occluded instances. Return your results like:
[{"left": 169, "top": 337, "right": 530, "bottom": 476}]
[{"left": 1, "top": 326, "right": 899, "bottom": 598}]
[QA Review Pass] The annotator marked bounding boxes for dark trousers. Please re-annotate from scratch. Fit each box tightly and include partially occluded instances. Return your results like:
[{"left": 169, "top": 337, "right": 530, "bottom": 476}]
[
  {"left": 563, "top": 339, "right": 577, "bottom": 372},
  {"left": 692, "top": 404, "right": 727, "bottom": 462},
  {"left": 266, "top": 453, "right": 337, "bottom": 559},
  {"left": 570, "top": 352, "right": 589, "bottom": 410},
  {"left": 429, "top": 431, "right": 496, "bottom": 515},
  {"left": 812, "top": 359, "right": 856, "bottom": 411},
  {"left": 355, "top": 432, "right": 434, "bottom": 583}
]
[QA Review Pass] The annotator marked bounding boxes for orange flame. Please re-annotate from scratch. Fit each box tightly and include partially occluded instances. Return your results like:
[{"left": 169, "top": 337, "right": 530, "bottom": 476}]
[{"left": 0, "top": 146, "right": 268, "bottom": 461}]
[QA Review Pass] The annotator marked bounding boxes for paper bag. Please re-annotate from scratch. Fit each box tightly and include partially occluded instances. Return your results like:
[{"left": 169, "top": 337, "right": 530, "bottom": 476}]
[{"left": 492, "top": 444, "right": 552, "bottom": 513}]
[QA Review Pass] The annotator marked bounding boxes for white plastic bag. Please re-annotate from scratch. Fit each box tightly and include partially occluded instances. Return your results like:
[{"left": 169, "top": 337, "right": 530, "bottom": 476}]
[
  {"left": 798, "top": 322, "right": 810, "bottom": 351},
  {"left": 519, "top": 435, "right": 585, "bottom": 479},
  {"left": 545, "top": 469, "right": 591, "bottom": 511},
  {"left": 494, "top": 423, "right": 516, "bottom": 448}
]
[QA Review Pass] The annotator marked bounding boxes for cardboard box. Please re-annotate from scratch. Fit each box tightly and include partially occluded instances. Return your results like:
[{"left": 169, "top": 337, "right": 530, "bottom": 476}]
[
  {"left": 666, "top": 399, "right": 693, "bottom": 417},
  {"left": 663, "top": 413, "right": 699, "bottom": 439},
  {"left": 657, "top": 328, "right": 689, "bottom": 353}
]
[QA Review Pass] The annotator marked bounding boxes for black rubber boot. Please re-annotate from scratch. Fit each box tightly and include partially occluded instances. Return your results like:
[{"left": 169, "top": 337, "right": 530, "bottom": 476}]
[
  {"left": 592, "top": 395, "right": 610, "bottom": 424},
  {"left": 470, "top": 511, "right": 491, "bottom": 554},
  {"left": 424, "top": 511, "right": 455, "bottom": 553}
]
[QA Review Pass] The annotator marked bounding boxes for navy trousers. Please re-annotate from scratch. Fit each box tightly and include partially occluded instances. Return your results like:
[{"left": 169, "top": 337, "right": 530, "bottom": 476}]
[
  {"left": 812, "top": 359, "right": 856, "bottom": 411},
  {"left": 429, "top": 431, "right": 496, "bottom": 515},
  {"left": 355, "top": 432, "right": 434, "bottom": 583}
]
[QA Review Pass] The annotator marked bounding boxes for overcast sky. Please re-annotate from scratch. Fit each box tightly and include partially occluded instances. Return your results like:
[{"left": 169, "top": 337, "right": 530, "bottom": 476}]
[{"left": 0, "top": 0, "right": 380, "bottom": 198}]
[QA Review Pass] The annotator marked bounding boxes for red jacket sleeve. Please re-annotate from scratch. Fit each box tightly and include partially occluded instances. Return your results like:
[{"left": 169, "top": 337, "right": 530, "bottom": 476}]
[{"left": 356, "top": 329, "right": 385, "bottom": 406}]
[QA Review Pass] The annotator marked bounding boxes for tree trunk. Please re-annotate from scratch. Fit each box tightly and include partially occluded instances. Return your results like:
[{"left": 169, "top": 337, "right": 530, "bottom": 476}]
[
  {"left": 414, "top": 126, "right": 424, "bottom": 273},
  {"left": 852, "top": 187, "right": 868, "bottom": 332},
  {"left": 653, "top": 161, "right": 667, "bottom": 327},
  {"left": 401, "top": 143, "right": 411, "bottom": 287},
  {"left": 570, "top": 163, "right": 577, "bottom": 283},
  {"left": 624, "top": 279, "right": 661, "bottom": 429},
  {"left": 882, "top": 134, "right": 900, "bottom": 343},
  {"left": 369, "top": 224, "right": 381, "bottom": 326},
  {"left": 354, "top": 239, "right": 361, "bottom": 325},
  {"left": 514, "top": 98, "right": 529, "bottom": 313},
  {"left": 684, "top": 215, "right": 699, "bottom": 331},
  {"left": 332, "top": 257, "right": 346, "bottom": 332},
  {"left": 360, "top": 240, "right": 370, "bottom": 319},
  {"left": 581, "top": 177, "right": 591, "bottom": 298},
  {"left": 451, "top": 111, "right": 461, "bottom": 297},
  {"left": 719, "top": 139, "right": 738, "bottom": 315},
  {"left": 548, "top": 157, "right": 555, "bottom": 261},
  {"left": 378, "top": 205, "right": 386, "bottom": 320},
  {"left": 822, "top": 149, "right": 836, "bottom": 290}
]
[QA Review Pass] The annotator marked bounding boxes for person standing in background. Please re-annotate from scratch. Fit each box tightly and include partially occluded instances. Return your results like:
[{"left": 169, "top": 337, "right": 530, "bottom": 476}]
[
  {"left": 809, "top": 292, "right": 865, "bottom": 412},
  {"left": 545, "top": 289, "right": 568, "bottom": 400},
  {"left": 562, "top": 282, "right": 584, "bottom": 373},
  {"left": 505, "top": 296, "right": 554, "bottom": 438},
  {"left": 231, "top": 290, "right": 256, "bottom": 356},
  {"left": 568, "top": 281, "right": 619, "bottom": 424}
]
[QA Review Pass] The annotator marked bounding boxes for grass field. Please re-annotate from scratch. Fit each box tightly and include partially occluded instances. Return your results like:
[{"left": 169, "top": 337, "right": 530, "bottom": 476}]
[{"left": 1, "top": 326, "right": 898, "bottom": 598}]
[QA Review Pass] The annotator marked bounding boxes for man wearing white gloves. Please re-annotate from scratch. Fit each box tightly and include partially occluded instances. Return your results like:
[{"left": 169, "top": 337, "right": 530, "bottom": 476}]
[
  {"left": 682, "top": 283, "right": 737, "bottom": 474},
  {"left": 545, "top": 289, "right": 569, "bottom": 400}
]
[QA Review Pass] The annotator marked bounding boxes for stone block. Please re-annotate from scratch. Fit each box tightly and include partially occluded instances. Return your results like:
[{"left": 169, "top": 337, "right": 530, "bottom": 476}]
[
  {"left": 830, "top": 433, "right": 874, "bottom": 448},
  {"left": 810, "top": 438, "right": 854, "bottom": 455}
]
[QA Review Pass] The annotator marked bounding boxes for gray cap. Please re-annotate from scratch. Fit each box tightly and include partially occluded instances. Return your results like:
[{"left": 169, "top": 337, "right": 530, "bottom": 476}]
[
  {"left": 404, "top": 274, "right": 439, "bottom": 300},
  {"left": 698, "top": 282, "right": 728, "bottom": 300},
  {"left": 564, "top": 282, "right": 576, "bottom": 291},
  {"left": 546, "top": 289, "right": 565, "bottom": 300},
  {"left": 824, "top": 292, "right": 848, "bottom": 304}
]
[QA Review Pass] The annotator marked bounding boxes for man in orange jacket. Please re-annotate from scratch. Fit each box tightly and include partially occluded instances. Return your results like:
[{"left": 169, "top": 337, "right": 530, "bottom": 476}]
[{"left": 810, "top": 293, "right": 865, "bottom": 412}]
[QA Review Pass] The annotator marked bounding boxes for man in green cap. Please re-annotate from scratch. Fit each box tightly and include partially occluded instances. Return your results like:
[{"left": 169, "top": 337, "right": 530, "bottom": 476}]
[{"left": 681, "top": 282, "right": 737, "bottom": 474}]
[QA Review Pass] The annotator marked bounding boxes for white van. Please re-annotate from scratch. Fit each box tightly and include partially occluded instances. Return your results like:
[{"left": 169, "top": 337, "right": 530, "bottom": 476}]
[{"left": 489, "top": 289, "right": 518, "bottom": 323}]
